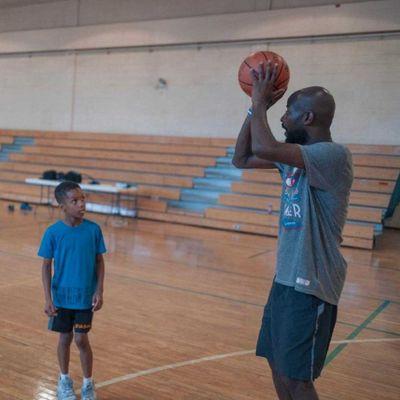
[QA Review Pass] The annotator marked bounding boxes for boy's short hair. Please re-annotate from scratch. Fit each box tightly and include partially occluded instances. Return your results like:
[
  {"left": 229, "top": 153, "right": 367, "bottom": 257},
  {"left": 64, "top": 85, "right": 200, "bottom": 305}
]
[{"left": 55, "top": 181, "right": 81, "bottom": 204}]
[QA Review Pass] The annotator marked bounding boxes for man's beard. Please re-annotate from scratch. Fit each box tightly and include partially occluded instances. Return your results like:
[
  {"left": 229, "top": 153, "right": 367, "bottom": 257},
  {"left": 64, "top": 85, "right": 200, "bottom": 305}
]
[{"left": 284, "top": 128, "right": 309, "bottom": 145}]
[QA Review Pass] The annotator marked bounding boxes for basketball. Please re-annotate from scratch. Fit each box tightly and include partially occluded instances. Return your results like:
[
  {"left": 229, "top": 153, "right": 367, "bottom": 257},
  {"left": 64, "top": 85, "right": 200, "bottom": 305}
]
[{"left": 238, "top": 51, "right": 290, "bottom": 98}]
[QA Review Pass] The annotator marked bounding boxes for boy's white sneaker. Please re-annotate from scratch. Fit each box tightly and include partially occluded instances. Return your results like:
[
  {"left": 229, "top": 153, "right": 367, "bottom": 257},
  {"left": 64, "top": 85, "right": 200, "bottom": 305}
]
[
  {"left": 81, "top": 380, "right": 97, "bottom": 400},
  {"left": 57, "top": 376, "right": 77, "bottom": 400}
]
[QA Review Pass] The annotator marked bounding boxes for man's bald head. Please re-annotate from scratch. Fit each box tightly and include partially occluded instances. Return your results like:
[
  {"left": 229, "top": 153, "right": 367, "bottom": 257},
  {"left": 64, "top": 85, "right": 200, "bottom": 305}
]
[{"left": 287, "top": 86, "right": 335, "bottom": 129}]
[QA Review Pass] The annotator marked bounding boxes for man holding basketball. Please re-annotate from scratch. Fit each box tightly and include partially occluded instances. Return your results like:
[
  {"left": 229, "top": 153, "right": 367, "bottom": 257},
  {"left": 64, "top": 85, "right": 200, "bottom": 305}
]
[{"left": 232, "top": 61, "right": 353, "bottom": 400}]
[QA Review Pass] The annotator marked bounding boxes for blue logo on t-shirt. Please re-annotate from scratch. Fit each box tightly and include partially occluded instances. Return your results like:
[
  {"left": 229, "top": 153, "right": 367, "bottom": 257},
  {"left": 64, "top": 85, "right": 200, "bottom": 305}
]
[{"left": 282, "top": 168, "right": 303, "bottom": 229}]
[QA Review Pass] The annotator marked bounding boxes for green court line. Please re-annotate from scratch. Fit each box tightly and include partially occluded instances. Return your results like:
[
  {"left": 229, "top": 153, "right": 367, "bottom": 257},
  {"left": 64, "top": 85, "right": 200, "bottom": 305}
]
[
  {"left": 338, "top": 320, "right": 400, "bottom": 337},
  {"left": 325, "top": 300, "right": 391, "bottom": 366}
]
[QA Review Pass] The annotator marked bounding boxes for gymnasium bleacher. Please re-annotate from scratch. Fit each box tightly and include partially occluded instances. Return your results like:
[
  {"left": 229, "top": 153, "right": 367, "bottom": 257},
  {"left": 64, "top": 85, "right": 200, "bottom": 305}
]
[{"left": 0, "top": 129, "right": 399, "bottom": 250}]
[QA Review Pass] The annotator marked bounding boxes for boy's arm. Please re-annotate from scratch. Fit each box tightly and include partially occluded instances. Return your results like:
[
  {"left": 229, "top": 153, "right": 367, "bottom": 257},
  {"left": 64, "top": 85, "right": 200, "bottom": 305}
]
[
  {"left": 41, "top": 258, "right": 57, "bottom": 316},
  {"left": 92, "top": 254, "right": 105, "bottom": 311}
]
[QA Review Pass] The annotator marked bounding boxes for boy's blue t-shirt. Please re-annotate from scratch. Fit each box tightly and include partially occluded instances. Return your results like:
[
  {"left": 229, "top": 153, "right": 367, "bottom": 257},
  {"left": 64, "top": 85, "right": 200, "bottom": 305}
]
[{"left": 38, "top": 219, "right": 106, "bottom": 310}]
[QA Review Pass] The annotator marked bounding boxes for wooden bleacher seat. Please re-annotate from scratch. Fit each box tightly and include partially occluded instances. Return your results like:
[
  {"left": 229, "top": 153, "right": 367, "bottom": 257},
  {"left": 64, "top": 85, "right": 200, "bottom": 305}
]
[
  {"left": 8, "top": 153, "right": 205, "bottom": 177},
  {"left": 0, "top": 164, "right": 194, "bottom": 188},
  {"left": 34, "top": 138, "right": 227, "bottom": 157},
  {"left": 3, "top": 129, "right": 232, "bottom": 147},
  {"left": 23, "top": 146, "right": 217, "bottom": 167}
]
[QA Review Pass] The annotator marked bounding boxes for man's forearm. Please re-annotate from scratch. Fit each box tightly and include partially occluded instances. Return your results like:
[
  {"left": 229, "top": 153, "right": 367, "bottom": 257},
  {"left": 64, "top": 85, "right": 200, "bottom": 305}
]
[
  {"left": 250, "top": 104, "right": 279, "bottom": 158},
  {"left": 232, "top": 115, "right": 252, "bottom": 167}
]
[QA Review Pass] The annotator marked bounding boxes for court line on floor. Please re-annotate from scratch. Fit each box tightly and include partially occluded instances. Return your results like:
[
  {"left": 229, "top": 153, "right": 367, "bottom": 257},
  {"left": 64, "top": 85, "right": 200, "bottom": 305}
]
[
  {"left": 96, "top": 350, "right": 253, "bottom": 388},
  {"left": 248, "top": 249, "right": 274, "bottom": 259},
  {"left": 97, "top": 337, "right": 400, "bottom": 389},
  {"left": 331, "top": 337, "right": 400, "bottom": 344},
  {"left": 339, "top": 320, "right": 400, "bottom": 337},
  {"left": 325, "top": 300, "right": 391, "bottom": 365}
]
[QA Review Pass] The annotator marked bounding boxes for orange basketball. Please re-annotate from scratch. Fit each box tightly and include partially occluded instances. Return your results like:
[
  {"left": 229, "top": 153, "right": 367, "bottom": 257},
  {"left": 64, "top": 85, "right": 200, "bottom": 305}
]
[{"left": 238, "top": 51, "right": 290, "bottom": 98}]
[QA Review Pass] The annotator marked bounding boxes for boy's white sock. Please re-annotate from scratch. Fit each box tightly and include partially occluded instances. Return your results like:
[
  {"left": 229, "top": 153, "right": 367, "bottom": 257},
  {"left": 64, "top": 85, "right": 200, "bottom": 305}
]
[
  {"left": 60, "top": 373, "right": 70, "bottom": 381},
  {"left": 83, "top": 377, "right": 93, "bottom": 387}
]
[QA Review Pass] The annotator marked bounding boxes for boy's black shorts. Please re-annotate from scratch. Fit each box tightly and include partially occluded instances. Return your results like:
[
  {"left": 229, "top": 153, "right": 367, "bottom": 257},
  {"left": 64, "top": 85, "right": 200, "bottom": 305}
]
[{"left": 48, "top": 308, "right": 93, "bottom": 333}]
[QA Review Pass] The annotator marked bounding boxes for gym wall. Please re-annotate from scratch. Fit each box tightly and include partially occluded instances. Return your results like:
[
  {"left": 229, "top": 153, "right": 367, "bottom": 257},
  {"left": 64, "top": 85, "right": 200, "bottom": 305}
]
[{"left": 0, "top": 0, "right": 398, "bottom": 144}]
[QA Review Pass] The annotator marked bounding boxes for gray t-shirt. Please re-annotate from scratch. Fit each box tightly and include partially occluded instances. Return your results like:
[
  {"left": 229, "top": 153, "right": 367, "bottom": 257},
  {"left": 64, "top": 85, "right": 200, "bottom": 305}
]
[{"left": 275, "top": 142, "right": 353, "bottom": 305}]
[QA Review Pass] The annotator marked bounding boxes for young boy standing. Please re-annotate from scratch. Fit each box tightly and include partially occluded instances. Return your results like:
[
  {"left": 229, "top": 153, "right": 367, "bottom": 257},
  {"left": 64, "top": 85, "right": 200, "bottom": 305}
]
[{"left": 39, "top": 181, "right": 106, "bottom": 400}]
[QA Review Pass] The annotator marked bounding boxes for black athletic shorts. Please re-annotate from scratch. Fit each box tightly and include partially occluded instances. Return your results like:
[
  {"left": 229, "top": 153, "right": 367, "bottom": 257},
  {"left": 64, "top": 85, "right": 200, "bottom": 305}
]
[
  {"left": 256, "top": 281, "right": 337, "bottom": 381},
  {"left": 48, "top": 308, "right": 93, "bottom": 333}
]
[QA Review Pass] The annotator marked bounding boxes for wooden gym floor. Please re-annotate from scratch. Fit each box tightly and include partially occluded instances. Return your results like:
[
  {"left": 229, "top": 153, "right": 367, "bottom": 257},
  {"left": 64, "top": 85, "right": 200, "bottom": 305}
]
[{"left": 0, "top": 201, "right": 399, "bottom": 400}]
